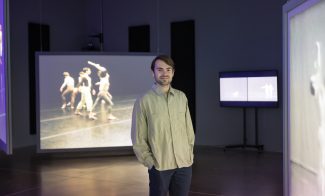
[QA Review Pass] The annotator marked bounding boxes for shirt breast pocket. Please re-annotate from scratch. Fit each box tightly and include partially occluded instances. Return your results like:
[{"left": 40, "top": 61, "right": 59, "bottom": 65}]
[{"left": 148, "top": 113, "right": 166, "bottom": 134}]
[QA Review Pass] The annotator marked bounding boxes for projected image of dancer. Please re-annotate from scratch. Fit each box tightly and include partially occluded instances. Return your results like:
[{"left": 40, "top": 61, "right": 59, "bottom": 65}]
[
  {"left": 59, "top": 72, "right": 75, "bottom": 109},
  {"left": 70, "top": 70, "right": 84, "bottom": 109},
  {"left": 310, "top": 41, "right": 325, "bottom": 196},
  {"left": 88, "top": 61, "right": 117, "bottom": 120},
  {"left": 75, "top": 68, "right": 96, "bottom": 119},
  {"left": 91, "top": 71, "right": 117, "bottom": 120}
]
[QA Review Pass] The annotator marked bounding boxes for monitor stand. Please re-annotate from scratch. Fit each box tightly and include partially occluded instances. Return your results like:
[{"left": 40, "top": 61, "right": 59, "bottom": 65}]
[{"left": 224, "top": 107, "right": 264, "bottom": 152}]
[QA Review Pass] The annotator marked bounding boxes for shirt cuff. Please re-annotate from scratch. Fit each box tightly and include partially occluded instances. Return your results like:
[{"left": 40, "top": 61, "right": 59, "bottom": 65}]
[{"left": 144, "top": 157, "right": 154, "bottom": 169}]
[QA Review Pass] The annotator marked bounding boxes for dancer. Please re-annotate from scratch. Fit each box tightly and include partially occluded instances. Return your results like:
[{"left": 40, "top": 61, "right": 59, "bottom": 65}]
[
  {"left": 74, "top": 68, "right": 96, "bottom": 119},
  {"left": 88, "top": 61, "right": 116, "bottom": 120},
  {"left": 91, "top": 71, "right": 116, "bottom": 120},
  {"left": 59, "top": 72, "right": 75, "bottom": 109}
]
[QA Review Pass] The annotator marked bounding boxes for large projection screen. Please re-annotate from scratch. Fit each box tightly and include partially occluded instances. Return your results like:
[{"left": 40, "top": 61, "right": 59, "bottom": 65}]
[
  {"left": 0, "top": 0, "right": 11, "bottom": 154},
  {"left": 36, "top": 53, "right": 156, "bottom": 152},
  {"left": 285, "top": 0, "right": 325, "bottom": 195}
]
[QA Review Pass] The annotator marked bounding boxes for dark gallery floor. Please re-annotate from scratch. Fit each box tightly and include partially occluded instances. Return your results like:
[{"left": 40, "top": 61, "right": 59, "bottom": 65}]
[{"left": 0, "top": 146, "right": 283, "bottom": 196}]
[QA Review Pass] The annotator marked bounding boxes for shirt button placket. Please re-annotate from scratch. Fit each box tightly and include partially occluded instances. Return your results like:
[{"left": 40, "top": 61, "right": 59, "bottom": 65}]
[{"left": 168, "top": 96, "right": 179, "bottom": 166}]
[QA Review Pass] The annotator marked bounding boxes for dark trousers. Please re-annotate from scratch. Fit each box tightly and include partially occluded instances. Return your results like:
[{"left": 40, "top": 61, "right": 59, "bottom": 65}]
[{"left": 148, "top": 166, "right": 192, "bottom": 196}]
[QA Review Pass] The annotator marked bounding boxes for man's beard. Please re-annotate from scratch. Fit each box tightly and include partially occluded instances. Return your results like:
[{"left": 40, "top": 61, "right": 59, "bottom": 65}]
[{"left": 155, "top": 76, "right": 172, "bottom": 86}]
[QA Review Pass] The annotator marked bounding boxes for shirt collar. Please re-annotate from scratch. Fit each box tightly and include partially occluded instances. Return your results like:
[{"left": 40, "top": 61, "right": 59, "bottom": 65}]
[{"left": 152, "top": 83, "right": 175, "bottom": 96}]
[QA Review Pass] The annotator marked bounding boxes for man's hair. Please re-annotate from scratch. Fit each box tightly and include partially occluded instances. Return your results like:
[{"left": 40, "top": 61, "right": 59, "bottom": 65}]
[{"left": 151, "top": 55, "right": 175, "bottom": 71}]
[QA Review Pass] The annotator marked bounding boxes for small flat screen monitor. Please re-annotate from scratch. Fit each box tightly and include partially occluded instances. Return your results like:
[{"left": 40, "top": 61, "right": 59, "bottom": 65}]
[{"left": 219, "top": 70, "right": 278, "bottom": 107}]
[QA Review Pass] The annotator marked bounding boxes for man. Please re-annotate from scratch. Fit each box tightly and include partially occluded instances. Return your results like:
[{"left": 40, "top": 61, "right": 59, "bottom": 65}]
[{"left": 131, "top": 55, "right": 195, "bottom": 196}]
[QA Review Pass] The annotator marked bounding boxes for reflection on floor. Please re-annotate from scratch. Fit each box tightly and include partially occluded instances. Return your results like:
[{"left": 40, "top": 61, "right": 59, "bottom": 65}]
[
  {"left": 40, "top": 98, "right": 136, "bottom": 150},
  {"left": 0, "top": 146, "right": 283, "bottom": 196}
]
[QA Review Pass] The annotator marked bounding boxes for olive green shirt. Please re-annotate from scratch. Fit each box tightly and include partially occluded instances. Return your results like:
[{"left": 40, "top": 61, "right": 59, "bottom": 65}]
[{"left": 131, "top": 84, "right": 195, "bottom": 171}]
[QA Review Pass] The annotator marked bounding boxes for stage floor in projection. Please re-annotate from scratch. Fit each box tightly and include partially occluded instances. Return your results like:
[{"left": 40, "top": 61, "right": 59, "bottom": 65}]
[{"left": 39, "top": 98, "right": 136, "bottom": 150}]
